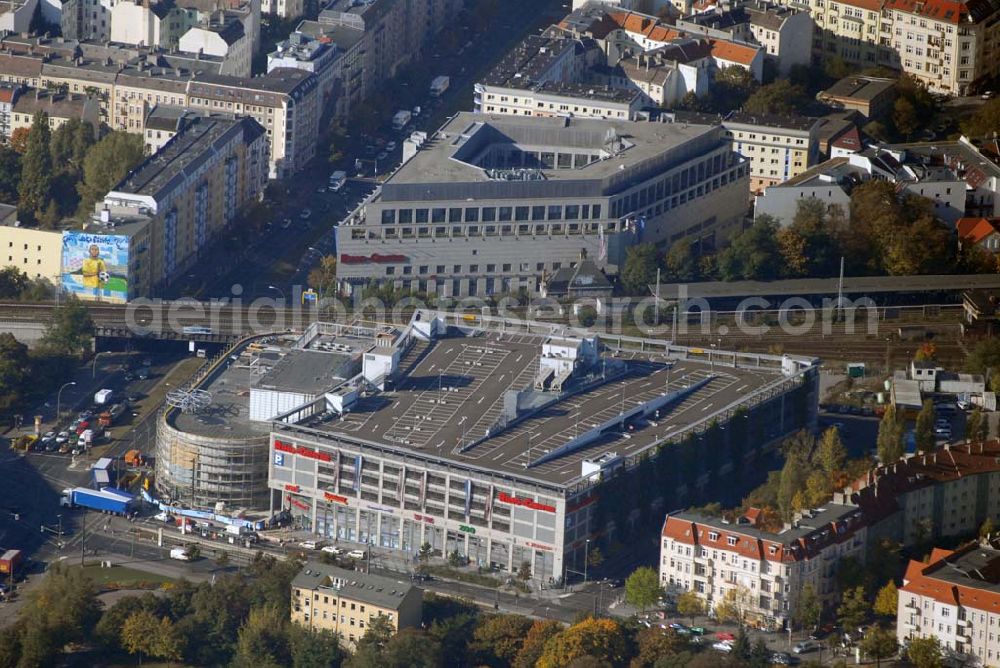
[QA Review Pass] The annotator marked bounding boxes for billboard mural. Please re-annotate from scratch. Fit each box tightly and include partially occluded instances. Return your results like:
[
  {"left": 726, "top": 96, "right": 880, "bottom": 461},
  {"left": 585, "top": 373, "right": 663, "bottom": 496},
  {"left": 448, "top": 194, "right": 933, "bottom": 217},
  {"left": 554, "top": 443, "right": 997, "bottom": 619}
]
[{"left": 61, "top": 232, "right": 130, "bottom": 303}]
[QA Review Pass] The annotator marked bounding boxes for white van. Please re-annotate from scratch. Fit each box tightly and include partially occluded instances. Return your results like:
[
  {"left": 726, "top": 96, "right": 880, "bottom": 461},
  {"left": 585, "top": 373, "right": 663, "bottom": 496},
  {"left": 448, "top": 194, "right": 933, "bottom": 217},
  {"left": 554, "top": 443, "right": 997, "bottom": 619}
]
[
  {"left": 170, "top": 547, "right": 191, "bottom": 561},
  {"left": 299, "top": 540, "right": 320, "bottom": 550},
  {"left": 329, "top": 171, "right": 347, "bottom": 192},
  {"left": 347, "top": 549, "right": 367, "bottom": 560}
]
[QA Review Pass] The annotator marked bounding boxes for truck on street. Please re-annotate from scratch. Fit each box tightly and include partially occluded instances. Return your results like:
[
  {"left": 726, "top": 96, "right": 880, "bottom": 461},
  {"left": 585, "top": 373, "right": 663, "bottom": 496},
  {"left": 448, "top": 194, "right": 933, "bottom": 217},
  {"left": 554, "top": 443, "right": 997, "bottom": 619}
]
[
  {"left": 94, "top": 389, "right": 114, "bottom": 406},
  {"left": 60, "top": 487, "right": 135, "bottom": 514},
  {"left": 91, "top": 457, "right": 115, "bottom": 487},
  {"left": 430, "top": 75, "right": 449, "bottom": 97},
  {"left": 170, "top": 547, "right": 191, "bottom": 561},
  {"left": 0, "top": 550, "right": 22, "bottom": 577},
  {"left": 392, "top": 110, "right": 412, "bottom": 131}
]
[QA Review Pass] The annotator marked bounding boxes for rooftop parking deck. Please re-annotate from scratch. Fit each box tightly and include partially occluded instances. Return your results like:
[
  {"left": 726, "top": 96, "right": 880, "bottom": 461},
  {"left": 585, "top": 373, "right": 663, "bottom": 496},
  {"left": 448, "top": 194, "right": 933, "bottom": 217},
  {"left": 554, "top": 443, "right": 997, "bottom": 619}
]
[{"left": 311, "top": 329, "right": 796, "bottom": 486}]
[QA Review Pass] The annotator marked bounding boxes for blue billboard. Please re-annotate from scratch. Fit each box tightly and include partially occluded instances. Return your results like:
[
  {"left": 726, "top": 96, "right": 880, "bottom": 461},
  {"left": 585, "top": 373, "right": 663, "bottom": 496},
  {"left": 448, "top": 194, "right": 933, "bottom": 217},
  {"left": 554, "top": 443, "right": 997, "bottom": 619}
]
[{"left": 61, "top": 232, "right": 130, "bottom": 303}]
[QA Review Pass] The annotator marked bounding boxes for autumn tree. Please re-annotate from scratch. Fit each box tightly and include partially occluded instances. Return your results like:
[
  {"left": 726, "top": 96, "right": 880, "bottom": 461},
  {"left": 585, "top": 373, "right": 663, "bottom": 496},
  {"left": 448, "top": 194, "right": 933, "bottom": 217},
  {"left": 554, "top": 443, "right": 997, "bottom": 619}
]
[
  {"left": 9, "top": 126, "right": 29, "bottom": 154},
  {"left": 776, "top": 198, "right": 842, "bottom": 278},
  {"left": 468, "top": 613, "right": 533, "bottom": 667},
  {"left": 714, "top": 586, "right": 753, "bottom": 626},
  {"left": 905, "top": 635, "right": 943, "bottom": 668},
  {"left": 873, "top": 581, "right": 898, "bottom": 617},
  {"left": 877, "top": 404, "right": 904, "bottom": 463},
  {"left": 513, "top": 620, "right": 562, "bottom": 668},
  {"left": 18, "top": 111, "right": 53, "bottom": 222},
  {"left": 675, "top": 590, "right": 706, "bottom": 625},
  {"left": 915, "top": 399, "right": 937, "bottom": 454},
  {"left": 121, "top": 610, "right": 184, "bottom": 664},
  {"left": 961, "top": 98, "right": 1000, "bottom": 138},
  {"left": 307, "top": 255, "right": 339, "bottom": 298},
  {"left": 624, "top": 566, "right": 663, "bottom": 612},
  {"left": 536, "top": 617, "right": 628, "bottom": 668},
  {"left": 817, "top": 426, "right": 847, "bottom": 473},
  {"left": 631, "top": 627, "right": 689, "bottom": 668}
]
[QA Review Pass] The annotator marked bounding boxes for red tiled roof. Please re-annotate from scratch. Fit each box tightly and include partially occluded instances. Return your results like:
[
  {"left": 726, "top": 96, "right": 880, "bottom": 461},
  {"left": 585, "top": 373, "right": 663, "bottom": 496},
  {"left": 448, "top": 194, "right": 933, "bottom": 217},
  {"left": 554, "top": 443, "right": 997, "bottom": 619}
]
[
  {"left": 884, "top": 0, "right": 967, "bottom": 24},
  {"left": 901, "top": 545, "right": 1000, "bottom": 611},
  {"left": 957, "top": 217, "right": 1000, "bottom": 245},
  {"left": 710, "top": 39, "right": 760, "bottom": 66},
  {"left": 0, "top": 87, "right": 16, "bottom": 103}
]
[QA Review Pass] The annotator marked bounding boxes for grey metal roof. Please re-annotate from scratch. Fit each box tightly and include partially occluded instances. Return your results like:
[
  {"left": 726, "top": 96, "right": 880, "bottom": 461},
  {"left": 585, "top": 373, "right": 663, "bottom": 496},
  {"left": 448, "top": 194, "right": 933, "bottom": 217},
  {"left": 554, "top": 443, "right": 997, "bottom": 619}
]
[
  {"left": 256, "top": 349, "right": 355, "bottom": 394},
  {"left": 292, "top": 562, "right": 419, "bottom": 611}
]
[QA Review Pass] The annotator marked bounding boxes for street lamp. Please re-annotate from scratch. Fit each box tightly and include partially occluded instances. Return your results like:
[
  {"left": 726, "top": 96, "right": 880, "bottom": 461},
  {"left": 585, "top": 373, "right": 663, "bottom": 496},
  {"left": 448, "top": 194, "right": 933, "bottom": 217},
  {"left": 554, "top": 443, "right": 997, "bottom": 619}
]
[
  {"left": 267, "top": 284, "right": 286, "bottom": 303},
  {"left": 56, "top": 381, "right": 77, "bottom": 424},
  {"left": 584, "top": 538, "right": 591, "bottom": 583},
  {"left": 92, "top": 351, "right": 110, "bottom": 379}
]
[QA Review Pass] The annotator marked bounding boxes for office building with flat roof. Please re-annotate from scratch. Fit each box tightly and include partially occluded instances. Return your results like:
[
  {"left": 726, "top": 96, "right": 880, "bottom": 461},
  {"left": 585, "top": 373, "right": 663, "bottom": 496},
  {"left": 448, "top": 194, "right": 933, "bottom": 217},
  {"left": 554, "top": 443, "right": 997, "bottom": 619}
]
[{"left": 335, "top": 112, "right": 749, "bottom": 298}]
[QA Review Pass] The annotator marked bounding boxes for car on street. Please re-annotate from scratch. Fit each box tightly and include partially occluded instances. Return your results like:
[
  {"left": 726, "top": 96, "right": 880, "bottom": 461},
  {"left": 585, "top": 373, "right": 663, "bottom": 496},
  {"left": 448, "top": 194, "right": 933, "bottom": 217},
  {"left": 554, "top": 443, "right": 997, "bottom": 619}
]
[
  {"left": 377, "top": 150, "right": 388, "bottom": 161},
  {"left": 300, "top": 209, "right": 312, "bottom": 220},
  {"left": 282, "top": 218, "right": 292, "bottom": 229},
  {"left": 771, "top": 651, "right": 799, "bottom": 665},
  {"left": 809, "top": 624, "right": 836, "bottom": 640},
  {"left": 958, "top": 398, "right": 972, "bottom": 410},
  {"left": 385, "top": 141, "right": 396, "bottom": 152},
  {"left": 793, "top": 640, "right": 819, "bottom": 654},
  {"left": 299, "top": 540, "right": 320, "bottom": 550},
  {"left": 55, "top": 432, "right": 69, "bottom": 443},
  {"left": 321, "top": 545, "right": 343, "bottom": 555},
  {"left": 316, "top": 186, "right": 326, "bottom": 193},
  {"left": 712, "top": 641, "right": 733, "bottom": 653}
]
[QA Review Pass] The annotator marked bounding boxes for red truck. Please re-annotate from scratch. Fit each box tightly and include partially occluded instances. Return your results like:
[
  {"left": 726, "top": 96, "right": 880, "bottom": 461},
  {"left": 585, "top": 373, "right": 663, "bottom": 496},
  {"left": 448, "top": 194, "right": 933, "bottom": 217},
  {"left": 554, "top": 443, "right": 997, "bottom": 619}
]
[{"left": 0, "top": 549, "right": 22, "bottom": 576}]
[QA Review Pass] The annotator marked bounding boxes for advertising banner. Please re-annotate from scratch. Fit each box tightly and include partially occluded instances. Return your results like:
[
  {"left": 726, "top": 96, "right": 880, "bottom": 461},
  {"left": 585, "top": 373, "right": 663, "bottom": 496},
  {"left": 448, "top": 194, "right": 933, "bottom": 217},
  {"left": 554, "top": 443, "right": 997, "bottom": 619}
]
[{"left": 61, "top": 232, "right": 129, "bottom": 303}]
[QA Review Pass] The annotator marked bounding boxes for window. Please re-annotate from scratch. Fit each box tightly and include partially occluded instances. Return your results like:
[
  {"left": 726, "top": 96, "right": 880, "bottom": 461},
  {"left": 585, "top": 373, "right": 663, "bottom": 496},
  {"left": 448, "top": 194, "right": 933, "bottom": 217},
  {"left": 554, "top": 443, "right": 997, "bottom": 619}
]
[
  {"left": 531, "top": 206, "right": 545, "bottom": 221},
  {"left": 709, "top": 532, "right": 719, "bottom": 541},
  {"left": 432, "top": 208, "right": 446, "bottom": 223},
  {"left": 727, "top": 537, "right": 737, "bottom": 546}
]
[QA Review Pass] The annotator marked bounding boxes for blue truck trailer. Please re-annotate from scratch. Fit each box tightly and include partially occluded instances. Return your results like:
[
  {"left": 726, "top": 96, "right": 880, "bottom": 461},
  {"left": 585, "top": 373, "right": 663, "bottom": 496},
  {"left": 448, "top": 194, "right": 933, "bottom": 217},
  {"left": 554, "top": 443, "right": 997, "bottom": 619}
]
[{"left": 60, "top": 487, "right": 135, "bottom": 514}]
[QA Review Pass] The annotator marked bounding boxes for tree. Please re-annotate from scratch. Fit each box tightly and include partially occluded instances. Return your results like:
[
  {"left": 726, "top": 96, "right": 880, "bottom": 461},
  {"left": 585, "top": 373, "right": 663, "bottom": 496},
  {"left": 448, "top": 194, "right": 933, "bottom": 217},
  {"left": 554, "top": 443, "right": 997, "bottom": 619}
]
[
  {"left": 675, "top": 590, "right": 706, "bottom": 625},
  {"left": 469, "top": 614, "right": 533, "bottom": 667},
  {"left": 968, "top": 407, "right": 989, "bottom": 442},
  {"left": 710, "top": 65, "right": 757, "bottom": 111},
  {"left": 381, "top": 629, "right": 441, "bottom": 667},
  {"left": 859, "top": 626, "right": 897, "bottom": 668},
  {"left": 624, "top": 566, "right": 663, "bottom": 612},
  {"left": 184, "top": 543, "right": 200, "bottom": 560},
  {"left": 0, "top": 332, "right": 28, "bottom": 413},
  {"left": 816, "top": 426, "right": 847, "bottom": 474},
  {"left": 980, "top": 516, "right": 997, "bottom": 539},
  {"left": 9, "top": 127, "right": 29, "bottom": 154},
  {"left": 793, "top": 583, "right": 821, "bottom": 630},
  {"left": 776, "top": 198, "right": 842, "bottom": 278},
  {"left": 714, "top": 586, "right": 752, "bottom": 626},
  {"left": 517, "top": 560, "right": 532, "bottom": 583},
  {"left": 877, "top": 404, "right": 904, "bottom": 463},
  {"left": 288, "top": 625, "right": 344, "bottom": 668},
  {"left": 717, "top": 216, "right": 783, "bottom": 280},
  {"left": 664, "top": 237, "right": 699, "bottom": 282},
  {"left": 215, "top": 551, "right": 230, "bottom": 567},
  {"left": 49, "top": 119, "right": 95, "bottom": 179},
  {"left": 418, "top": 542, "right": 432, "bottom": 563},
  {"left": 121, "top": 610, "right": 183, "bottom": 664},
  {"left": 905, "top": 635, "right": 943, "bottom": 668},
  {"left": 39, "top": 299, "right": 92, "bottom": 357},
  {"left": 307, "top": 255, "right": 338, "bottom": 298},
  {"left": 621, "top": 243, "right": 661, "bottom": 295},
  {"left": 536, "top": 617, "right": 628, "bottom": 668},
  {"left": 837, "top": 586, "right": 870, "bottom": 632},
  {"left": 232, "top": 605, "right": 291, "bottom": 668},
  {"left": 631, "top": 627, "right": 688, "bottom": 668},
  {"left": 743, "top": 80, "right": 809, "bottom": 116},
  {"left": 873, "top": 581, "right": 898, "bottom": 617},
  {"left": 513, "top": 620, "right": 562, "bottom": 668},
  {"left": 778, "top": 449, "right": 809, "bottom": 520},
  {"left": 0, "top": 145, "right": 20, "bottom": 201},
  {"left": 966, "top": 338, "right": 1000, "bottom": 375},
  {"left": 893, "top": 97, "right": 920, "bottom": 140},
  {"left": 77, "top": 131, "right": 145, "bottom": 215},
  {"left": 18, "top": 111, "right": 53, "bottom": 221},
  {"left": 915, "top": 399, "right": 936, "bottom": 454},
  {"left": 961, "top": 98, "right": 1000, "bottom": 138}
]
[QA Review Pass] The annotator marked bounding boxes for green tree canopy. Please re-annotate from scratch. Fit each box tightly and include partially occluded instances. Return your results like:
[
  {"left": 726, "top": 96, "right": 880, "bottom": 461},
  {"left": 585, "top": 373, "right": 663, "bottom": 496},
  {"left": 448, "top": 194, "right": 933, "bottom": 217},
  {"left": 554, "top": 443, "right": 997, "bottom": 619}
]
[
  {"left": 717, "top": 216, "right": 783, "bottom": 281},
  {"left": 961, "top": 98, "right": 1000, "bottom": 138},
  {"left": 0, "top": 144, "right": 21, "bottom": 202},
  {"left": 469, "top": 613, "right": 533, "bottom": 667},
  {"left": 675, "top": 590, "right": 706, "bottom": 624},
  {"left": 905, "top": 635, "right": 943, "bottom": 668},
  {"left": 877, "top": 404, "right": 904, "bottom": 463},
  {"left": 624, "top": 566, "right": 664, "bottom": 612},
  {"left": 837, "top": 586, "right": 870, "bottom": 631},
  {"left": 793, "top": 583, "right": 821, "bottom": 630},
  {"left": 859, "top": 625, "right": 897, "bottom": 668},
  {"left": 915, "top": 399, "right": 936, "bottom": 454},
  {"left": 743, "top": 80, "right": 809, "bottom": 116},
  {"left": 77, "top": 131, "right": 145, "bottom": 215},
  {"left": 18, "top": 111, "right": 52, "bottom": 222},
  {"left": 621, "top": 243, "right": 661, "bottom": 295},
  {"left": 664, "top": 237, "right": 699, "bottom": 282}
]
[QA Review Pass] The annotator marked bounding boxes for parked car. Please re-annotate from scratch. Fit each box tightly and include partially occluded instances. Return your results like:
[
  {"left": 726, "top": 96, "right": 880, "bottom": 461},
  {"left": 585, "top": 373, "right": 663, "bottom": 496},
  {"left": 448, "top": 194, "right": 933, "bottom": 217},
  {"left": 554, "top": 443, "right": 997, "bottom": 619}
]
[
  {"left": 299, "top": 209, "right": 312, "bottom": 220},
  {"left": 299, "top": 540, "right": 320, "bottom": 550},
  {"left": 386, "top": 141, "right": 397, "bottom": 151},
  {"left": 712, "top": 641, "right": 733, "bottom": 653},
  {"left": 320, "top": 545, "right": 342, "bottom": 555},
  {"left": 770, "top": 651, "right": 798, "bottom": 665}
]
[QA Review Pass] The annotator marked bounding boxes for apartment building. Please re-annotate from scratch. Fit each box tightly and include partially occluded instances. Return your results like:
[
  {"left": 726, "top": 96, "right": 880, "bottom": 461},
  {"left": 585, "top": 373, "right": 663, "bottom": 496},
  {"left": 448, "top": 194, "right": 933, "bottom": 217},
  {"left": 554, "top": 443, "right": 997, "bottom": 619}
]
[
  {"left": 335, "top": 112, "right": 750, "bottom": 297},
  {"left": 0, "top": 0, "right": 39, "bottom": 33},
  {"left": 187, "top": 70, "right": 318, "bottom": 178},
  {"left": 661, "top": 505, "right": 868, "bottom": 629},
  {"left": 755, "top": 138, "right": 1000, "bottom": 225},
  {"left": 177, "top": 20, "right": 252, "bottom": 77},
  {"left": 724, "top": 112, "right": 821, "bottom": 194},
  {"left": 0, "top": 218, "right": 63, "bottom": 284},
  {"left": 290, "top": 563, "right": 422, "bottom": 648},
  {"left": 296, "top": 19, "right": 364, "bottom": 118},
  {"left": 897, "top": 542, "right": 1000, "bottom": 665},
  {"left": 10, "top": 89, "right": 101, "bottom": 135},
  {"left": 268, "top": 31, "right": 342, "bottom": 111},
  {"left": 96, "top": 115, "right": 268, "bottom": 294},
  {"left": 797, "top": 0, "right": 890, "bottom": 68},
  {"left": 883, "top": 0, "right": 1000, "bottom": 95}
]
